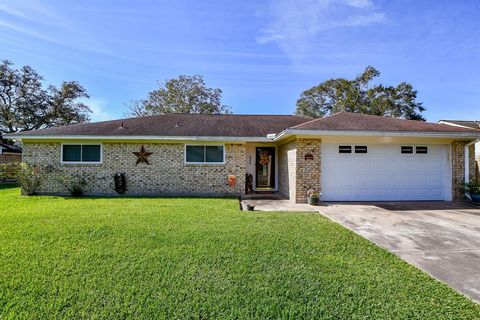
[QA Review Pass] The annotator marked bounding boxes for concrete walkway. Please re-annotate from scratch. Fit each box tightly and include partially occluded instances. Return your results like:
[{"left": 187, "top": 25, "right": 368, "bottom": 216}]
[
  {"left": 241, "top": 194, "right": 317, "bottom": 212},
  {"left": 241, "top": 198, "right": 317, "bottom": 211},
  {"left": 318, "top": 202, "right": 480, "bottom": 303}
]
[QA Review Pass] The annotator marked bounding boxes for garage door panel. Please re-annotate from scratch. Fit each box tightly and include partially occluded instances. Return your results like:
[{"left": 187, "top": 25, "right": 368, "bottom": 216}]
[{"left": 321, "top": 143, "right": 449, "bottom": 201}]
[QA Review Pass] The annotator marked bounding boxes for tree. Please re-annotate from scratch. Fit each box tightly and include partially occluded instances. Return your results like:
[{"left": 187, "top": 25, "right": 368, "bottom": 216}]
[
  {"left": 0, "top": 60, "right": 91, "bottom": 134},
  {"left": 127, "top": 75, "right": 231, "bottom": 116},
  {"left": 295, "top": 66, "right": 426, "bottom": 120}
]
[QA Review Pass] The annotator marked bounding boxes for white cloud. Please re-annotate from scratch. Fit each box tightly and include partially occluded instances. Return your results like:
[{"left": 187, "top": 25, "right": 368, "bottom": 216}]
[
  {"left": 0, "top": 0, "right": 67, "bottom": 27},
  {"left": 256, "top": 29, "right": 287, "bottom": 44},
  {"left": 345, "top": 0, "right": 373, "bottom": 8},
  {"left": 0, "top": 1, "right": 134, "bottom": 61},
  {"left": 256, "top": 0, "right": 385, "bottom": 59},
  {"left": 330, "top": 12, "right": 385, "bottom": 28},
  {"left": 82, "top": 98, "right": 114, "bottom": 122}
]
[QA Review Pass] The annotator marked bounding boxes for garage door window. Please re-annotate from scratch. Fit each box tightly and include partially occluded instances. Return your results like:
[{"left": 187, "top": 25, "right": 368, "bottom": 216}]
[
  {"left": 355, "top": 146, "right": 368, "bottom": 153},
  {"left": 401, "top": 146, "right": 413, "bottom": 154},
  {"left": 339, "top": 146, "right": 352, "bottom": 153},
  {"left": 416, "top": 146, "right": 428, "bottom": 154}
]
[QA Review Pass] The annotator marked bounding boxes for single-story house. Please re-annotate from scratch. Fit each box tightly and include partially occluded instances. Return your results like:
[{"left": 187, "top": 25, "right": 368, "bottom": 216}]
[
  {"left": 439, "top": 120, "right": 480, "bottom": 180},
  {"left": 0, "top": 142, "right": 22, "bottom": 164},
  {"left": 6, "top": 112, "right": 480, "bottom": 202}
]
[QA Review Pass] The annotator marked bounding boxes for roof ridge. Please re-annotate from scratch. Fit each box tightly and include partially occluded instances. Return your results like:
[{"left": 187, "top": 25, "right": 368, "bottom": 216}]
[
  {"left": 99, "top": 113, "right": 307, "bottom": 122},
  {"left": 288, "top": 112, "right": 347, "bottom": 129},
  {"left": 55, "top": 113, "right": 308, "bottom": 128}
]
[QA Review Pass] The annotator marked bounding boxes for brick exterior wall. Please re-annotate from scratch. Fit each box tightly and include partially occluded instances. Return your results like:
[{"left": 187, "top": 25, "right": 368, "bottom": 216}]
[
  {"left": 295, "top": 139, "right": 322, "bottom": 203},
  {"left": 278, "top": 138, "right": 321, "bottom": 203},
  {"left": 452, "top": 141, "right": 476, "bottom": 199},
  {"left": 476, "top": 142, "right": 480, "bottom": 180},
  {"left": 22, "top": 138, "right": 476, "bottom": 201},
  {"left": 0, "top": 153, "right": 21, "bottom": 163},
  {"left": 278, "top": 139, "right": 297, "bottom": 200},
  {"left": 22, "top": 142, "right": 245, "bottom": 196}
]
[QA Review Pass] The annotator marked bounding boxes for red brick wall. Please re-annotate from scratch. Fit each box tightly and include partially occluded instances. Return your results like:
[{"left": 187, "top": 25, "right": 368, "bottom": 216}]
[{"left": 0, "top": 154, "right": 21, "bottom": 163}]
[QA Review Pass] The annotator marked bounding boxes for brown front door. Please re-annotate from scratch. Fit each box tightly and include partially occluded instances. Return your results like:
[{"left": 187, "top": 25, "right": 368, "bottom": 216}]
[{"left": 255, "top": 147, "right": 275, "bottom": 189}]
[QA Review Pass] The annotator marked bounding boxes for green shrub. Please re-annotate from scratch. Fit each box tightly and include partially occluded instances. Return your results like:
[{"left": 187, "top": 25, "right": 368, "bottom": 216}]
[
  {"left": 58, "top": 173, "right": 87, "bottom": 197},
  {"left": 0, "top": 162, "right": 21, "bottom": 182},
  {"left": 464, "top": 180, "right": 480, "bottom": 195},
  {"left": 17, "top": 163, "right": 43, "bottom": 195}
]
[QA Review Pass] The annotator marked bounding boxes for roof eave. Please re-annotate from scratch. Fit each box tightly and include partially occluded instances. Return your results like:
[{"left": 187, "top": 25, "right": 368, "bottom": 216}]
[
  {"left": 5, "top": 134, "right": 273, "bottom": 142},
  {"left": 275, "top": 129, "right": 480, "bottom": 140},
  {"left": 438, "top": 120, "right": 480, "bottom": 129}
]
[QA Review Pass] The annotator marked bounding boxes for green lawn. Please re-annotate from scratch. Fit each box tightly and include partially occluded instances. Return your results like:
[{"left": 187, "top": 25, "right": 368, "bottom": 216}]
[{"left": 0, "top": 185, "right": 478, "bottom": 319}]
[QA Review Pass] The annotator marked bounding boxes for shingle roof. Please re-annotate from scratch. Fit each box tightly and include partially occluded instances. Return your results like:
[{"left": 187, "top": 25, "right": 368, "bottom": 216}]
[
  {"left": 8, "top": 112, "right": 480, "bottom": 139},
  {"left": 290, "top": 112, "right": 480, "bottom": 133},
  {"left": 10, "top": 114, "right": 309, "bottom": 137},
  {"left": 439, "top": 120, "right": 480, "bottom": 130},
  {"left": 0, "top": 142, "right": 22, "bottom": 153}
]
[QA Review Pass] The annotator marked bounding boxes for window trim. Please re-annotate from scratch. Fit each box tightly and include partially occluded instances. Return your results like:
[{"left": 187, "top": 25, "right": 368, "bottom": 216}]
[
  {"left": 401, "top": 146, "right": 414, "bottom": 154},
  {"left": 184, "top": 144, "right": 226, "bottom": 164},
  {"left": 338, "top": 145, "right": 352, "bottom": 154},
  {"left": 354, "top": 145, "right": 368, "bottom": 154},
  {"left": 61, "top": 143, "right": 103, "bottom": 164},
  {"left": 416, "top": 146, "right": 428, "bottom": 154}
]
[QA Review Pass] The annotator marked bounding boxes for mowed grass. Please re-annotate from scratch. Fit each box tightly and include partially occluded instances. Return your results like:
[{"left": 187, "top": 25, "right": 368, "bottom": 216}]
[{"left": 0, "top": 185, "right": 478, "bottom": 319}]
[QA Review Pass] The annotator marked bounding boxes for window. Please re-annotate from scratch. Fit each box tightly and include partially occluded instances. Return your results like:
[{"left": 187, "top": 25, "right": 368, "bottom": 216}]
[
  {"left": 416, "top": 146, "right": 428, "bottom": 154},
  {"left": 401, "top": 146, "right": 413, "bottom": 154},
  {"left": 339, "top": 146, "right": 352, "bottom": 153},
  {"left": 62, "top": 144, "right": 101, "bottom": 163},
  {"left": 355, "top": 146, "right": 368, "bottom": 153},
  {"left": 185, "top": 145, "right": 224, "bottom": 163}
]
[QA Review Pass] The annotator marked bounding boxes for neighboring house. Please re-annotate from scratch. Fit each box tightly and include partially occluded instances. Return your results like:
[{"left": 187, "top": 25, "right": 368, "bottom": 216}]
[
  {"left": 439, "top": 120, "right": 480, "bottom": 180},
  {"left": 6, "top": 112, "right": 480, "bottom": 202},
  {"left": 0, "top": 142, "right": 22, "bottom": 164}
]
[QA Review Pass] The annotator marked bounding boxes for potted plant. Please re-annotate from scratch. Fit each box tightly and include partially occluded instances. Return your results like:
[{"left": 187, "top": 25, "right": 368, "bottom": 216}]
[
  {"left": 464, "top": 180, "right": 480, "bottom": 203},
  {"left": 306, "top": 189, "right": 319, "bottom": 205}
]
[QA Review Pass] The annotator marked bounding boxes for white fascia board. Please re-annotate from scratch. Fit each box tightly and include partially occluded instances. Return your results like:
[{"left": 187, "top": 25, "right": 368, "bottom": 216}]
[
  {"left": 6, "top": 134, "right": 272, "bottom": 142},
  {"left": 438, "top": 121, "right": 477, "bottom": 129},
  {"left": 275, "top": 129, "right": 480, "bottom": 140}
]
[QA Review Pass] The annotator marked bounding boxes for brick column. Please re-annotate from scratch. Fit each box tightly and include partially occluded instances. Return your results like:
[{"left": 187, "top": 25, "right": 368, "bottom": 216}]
[
  {"left": 278, "top": 139, "right": 297, "bottom": 201},
  {"left": 451, "top": 141, "right": 476, "bottom": 200},
  {"left": 295, "top": 138, "right": 321, "bottom": 203}
]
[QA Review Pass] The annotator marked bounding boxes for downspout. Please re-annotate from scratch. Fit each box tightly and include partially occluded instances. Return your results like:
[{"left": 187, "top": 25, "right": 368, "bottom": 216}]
[{"left": 464, "top": 139, "right": 480, "bottom": 200}]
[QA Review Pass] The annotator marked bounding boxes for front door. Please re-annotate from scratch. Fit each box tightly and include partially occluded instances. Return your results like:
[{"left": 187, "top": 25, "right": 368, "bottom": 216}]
[{"left": 255, "top": 147, "right": 275, "bottom": 190}]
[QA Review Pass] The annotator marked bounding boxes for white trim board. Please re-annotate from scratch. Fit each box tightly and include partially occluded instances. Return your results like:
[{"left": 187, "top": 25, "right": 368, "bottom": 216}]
[{"left": 6, "top": 135, "right": 272, "bottom": 142}]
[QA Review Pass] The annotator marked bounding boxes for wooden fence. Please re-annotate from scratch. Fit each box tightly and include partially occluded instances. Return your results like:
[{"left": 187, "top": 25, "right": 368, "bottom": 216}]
[{"left": 0, "top": 158, "right": 22, "bottom": 182}]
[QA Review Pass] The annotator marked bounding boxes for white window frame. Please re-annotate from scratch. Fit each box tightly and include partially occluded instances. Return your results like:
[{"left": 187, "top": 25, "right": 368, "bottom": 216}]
[
  {"left": 400, "top": 145, "right": 414, "bottom": 154},
  {"left": 184, "top": 144, "right": 226, "bottom": 164},
  {"left": 399, "top": 145, "right": 428, "bottom": 155},
  {"left": 415, "top": 146, "right": 428, "bottom": 154},
  {"left": 354, "top": 145, "right": 368, "bottom": 154},
  {"left": 61, "top": 143, "right": 103, "bottom": 164},
  {"left": 338, "top": 145, "right": 352, "bottom": 154}
]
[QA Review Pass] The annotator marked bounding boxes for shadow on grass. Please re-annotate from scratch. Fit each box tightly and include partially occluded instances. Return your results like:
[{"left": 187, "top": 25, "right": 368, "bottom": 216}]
[
  {"left": 0, "top": 183, "right": 19, "bottom": 190},
  {"left": 61, "top": 194, "right": 241, "bottom": 201}
]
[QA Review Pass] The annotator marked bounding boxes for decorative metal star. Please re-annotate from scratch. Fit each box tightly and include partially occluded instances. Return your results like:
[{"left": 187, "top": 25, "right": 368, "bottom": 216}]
[{"left": 133, "top": 145, "right": 153, "bottom": 165}]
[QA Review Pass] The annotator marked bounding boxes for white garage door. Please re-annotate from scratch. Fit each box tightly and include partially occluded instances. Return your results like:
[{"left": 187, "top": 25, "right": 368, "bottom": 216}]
[{"left": 321, "top": 143, "right": 450, "bottom": 201}]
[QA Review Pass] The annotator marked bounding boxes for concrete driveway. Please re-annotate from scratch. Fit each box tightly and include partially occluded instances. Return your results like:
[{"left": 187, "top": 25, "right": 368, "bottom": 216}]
[{"left": 319, "top": 202, "right": 480, "bottom": 303}]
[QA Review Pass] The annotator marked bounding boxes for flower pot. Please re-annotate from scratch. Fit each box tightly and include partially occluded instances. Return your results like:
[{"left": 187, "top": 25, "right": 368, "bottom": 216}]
[
  {"left": 307, "top": 196, "right": 318, "bottom": 206},
  {"left": 471, "top": 193, "right": 480, "bottom": 203}
]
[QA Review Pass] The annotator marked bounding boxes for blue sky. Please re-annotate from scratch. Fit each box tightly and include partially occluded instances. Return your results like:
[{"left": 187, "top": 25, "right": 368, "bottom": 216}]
[{"left": 0, "top": 0, "right": 479, "bottom": 122}]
